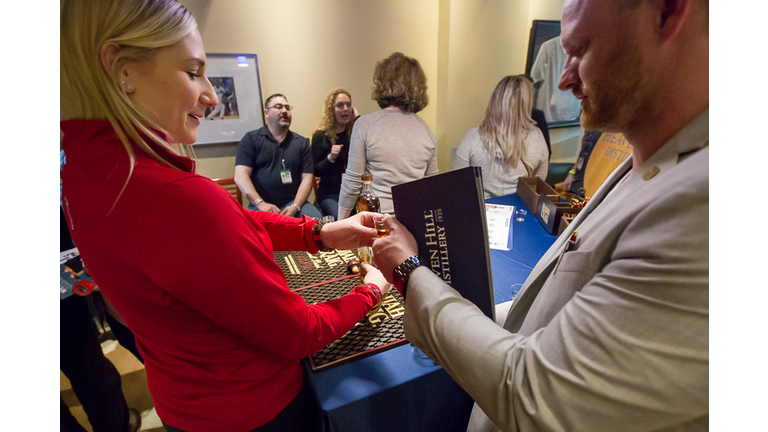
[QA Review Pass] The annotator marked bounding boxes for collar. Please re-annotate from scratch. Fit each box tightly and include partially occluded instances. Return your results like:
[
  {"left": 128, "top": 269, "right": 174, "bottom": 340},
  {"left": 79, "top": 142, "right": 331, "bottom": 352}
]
[
  {"left": 259, "top": 126, "right": 292, "bottom": 145},
  {"left": 60, "top": 119, "right": 196, "bottom": 173},
  {"left": 610, "top": 107, "right": 709, "bottom": 201},
  {"left": 541, "top": 108, "right": 709, "bottom": 263}
]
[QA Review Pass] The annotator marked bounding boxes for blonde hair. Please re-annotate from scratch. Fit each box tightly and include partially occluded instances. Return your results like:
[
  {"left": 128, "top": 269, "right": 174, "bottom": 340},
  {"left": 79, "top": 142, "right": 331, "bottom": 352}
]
[
  {"left": 371, "top": 52, "right": 429, "bottom": 113},
  {"left": 313, "top": 88, "right": 354, "bottom": 144},
  {"left": 60, "top": 0, "right": 198, "bottom": 186},
  {"left": 478, "top": 75, "right": 537, "bottom": 172}
]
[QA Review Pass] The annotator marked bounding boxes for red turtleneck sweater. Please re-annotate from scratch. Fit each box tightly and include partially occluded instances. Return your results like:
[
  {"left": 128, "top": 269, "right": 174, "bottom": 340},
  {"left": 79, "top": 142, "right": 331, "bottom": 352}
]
[{"left": 60, "top": 120, "right": 377, "bottom": 431}]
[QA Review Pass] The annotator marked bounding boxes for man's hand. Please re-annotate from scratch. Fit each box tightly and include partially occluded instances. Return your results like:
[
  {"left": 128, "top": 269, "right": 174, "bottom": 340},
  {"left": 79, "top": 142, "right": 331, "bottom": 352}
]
[
  {"left": 281, "top": 203, "right": 300, "bottom": 217},
  {"left": 256, "top": 201, "right": 281, "bottom": 213},
  {"left": 562, "top": 172, "right": 575, "bottom": 193},
  {"left": 321, "top": 211, "right": 382, "bottom": 250},
  {"left": 372, "top": 216, "right": 418, "bottom": 284}
]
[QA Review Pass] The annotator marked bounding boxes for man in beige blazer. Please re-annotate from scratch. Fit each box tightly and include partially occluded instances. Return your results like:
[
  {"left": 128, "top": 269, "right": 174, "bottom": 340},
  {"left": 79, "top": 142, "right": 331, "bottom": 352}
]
[{"left": 373, "top": 0, "right": 709, "bottom": 430}]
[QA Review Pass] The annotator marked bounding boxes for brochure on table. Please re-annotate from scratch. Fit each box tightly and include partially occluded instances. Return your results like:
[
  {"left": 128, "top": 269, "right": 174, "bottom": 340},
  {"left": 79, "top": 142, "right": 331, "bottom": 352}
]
[{"left": 485, "top": 204, "right": 515, "bottom": 251}]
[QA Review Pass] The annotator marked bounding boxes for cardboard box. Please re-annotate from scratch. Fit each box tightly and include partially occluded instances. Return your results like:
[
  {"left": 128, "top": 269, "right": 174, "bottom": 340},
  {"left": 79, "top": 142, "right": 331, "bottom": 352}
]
[
  {"left": 558, "top": 214, "right": 576, "bottom": 236},
  {"left": 517, "top": 177, "right": 559, "bottom": 215},
  {"left": 535, "top": 194, "right": 583, "bottom": 235}
]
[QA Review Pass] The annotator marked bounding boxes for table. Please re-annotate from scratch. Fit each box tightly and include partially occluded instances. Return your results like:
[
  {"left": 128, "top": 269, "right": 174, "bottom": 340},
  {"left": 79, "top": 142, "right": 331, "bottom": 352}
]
[
  {"left": 304, "top": 193, "right": 557, "bottom": 432},
  {"left": 486, "top": 194, "right": 557, "bottom": 304}
]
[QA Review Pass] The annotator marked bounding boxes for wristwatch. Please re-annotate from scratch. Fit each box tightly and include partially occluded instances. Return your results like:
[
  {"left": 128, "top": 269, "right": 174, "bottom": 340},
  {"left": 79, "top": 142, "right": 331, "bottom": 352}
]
[
  {"left": 252, "top": 197, "right": 264, "bottom": 206},
  {"left": 393, "top": 255, "right": 423, "bottom": 298}
]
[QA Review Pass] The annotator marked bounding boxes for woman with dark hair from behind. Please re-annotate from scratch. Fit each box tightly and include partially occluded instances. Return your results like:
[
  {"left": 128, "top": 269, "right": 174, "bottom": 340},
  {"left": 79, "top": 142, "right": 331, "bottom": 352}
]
[
  {"left": 311, "top": 88, "right": 357, "bottom": 219},
  {"left": 337, "top": 52, "right": 439, "bottom": 219},
  {"left": 451, "top": 75, "right": 549, "bottom": 198},
  {"left": 60, "top": 1, "right": 392, "bottom": 430}
]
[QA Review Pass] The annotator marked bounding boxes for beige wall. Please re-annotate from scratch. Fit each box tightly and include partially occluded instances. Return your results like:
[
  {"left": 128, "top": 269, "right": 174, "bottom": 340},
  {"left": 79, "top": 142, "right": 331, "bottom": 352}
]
[
  {"left": 180, "top": 0, "right": 578, "bottom": 178},
  {"left": 440, "top": 0, "right": 539, "bottom": 171}
]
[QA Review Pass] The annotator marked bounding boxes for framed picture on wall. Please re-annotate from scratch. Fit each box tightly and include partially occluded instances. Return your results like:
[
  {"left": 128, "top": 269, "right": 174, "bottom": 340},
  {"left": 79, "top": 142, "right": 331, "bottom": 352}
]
[
  {"left": 195, "top": 53, "right": 265, "bottom": 145},
  {"left": 524, "top": 20, "right": 581, "bottom": 129}
]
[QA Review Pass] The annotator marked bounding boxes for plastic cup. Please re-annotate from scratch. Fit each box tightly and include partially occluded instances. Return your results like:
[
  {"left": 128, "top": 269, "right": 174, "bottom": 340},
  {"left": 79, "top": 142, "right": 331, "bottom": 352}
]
[{"left": 515, "top": 208, "right": 527, "bottom": 222}]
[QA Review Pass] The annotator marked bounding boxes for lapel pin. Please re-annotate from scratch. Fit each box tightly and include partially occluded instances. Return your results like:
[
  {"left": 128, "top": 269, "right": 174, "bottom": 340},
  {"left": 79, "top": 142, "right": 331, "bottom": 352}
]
[{"left": 642, "top": 165, "right": 660, "bottom": 181}]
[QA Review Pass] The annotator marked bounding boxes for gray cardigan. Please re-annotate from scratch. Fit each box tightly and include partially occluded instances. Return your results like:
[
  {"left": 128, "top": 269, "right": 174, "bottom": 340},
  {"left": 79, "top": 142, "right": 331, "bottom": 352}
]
[{"left": 339, "top": 108, "right": 438, "bottom": 213}]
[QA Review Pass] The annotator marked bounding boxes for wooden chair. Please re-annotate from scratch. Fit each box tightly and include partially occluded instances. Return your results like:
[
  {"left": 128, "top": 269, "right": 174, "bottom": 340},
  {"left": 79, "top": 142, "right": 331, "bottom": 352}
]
[
  {"left": 311, "top": 176, "right": 323, "bottom": 214},
  {"left": 211, "top": 177, "right": 244, "bottom": 207}
]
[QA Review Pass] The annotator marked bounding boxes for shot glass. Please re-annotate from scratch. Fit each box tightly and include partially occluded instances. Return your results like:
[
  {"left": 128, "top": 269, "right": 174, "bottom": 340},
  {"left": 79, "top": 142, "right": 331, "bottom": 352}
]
[{"left": 515, "top": 208, "right": 527, "bottom": 222}]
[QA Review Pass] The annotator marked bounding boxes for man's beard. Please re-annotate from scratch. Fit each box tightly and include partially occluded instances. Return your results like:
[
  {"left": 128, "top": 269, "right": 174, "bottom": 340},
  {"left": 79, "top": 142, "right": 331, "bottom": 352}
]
[{"left": 579, "top": 40, "right": 647, "bottom": 133}]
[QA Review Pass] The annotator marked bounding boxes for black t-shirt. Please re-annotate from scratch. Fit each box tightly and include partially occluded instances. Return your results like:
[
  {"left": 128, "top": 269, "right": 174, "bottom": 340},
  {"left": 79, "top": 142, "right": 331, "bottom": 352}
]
[
  {"left": 310, "top": 129, "right": 350, "bottom": 201},
  {"left": 235, "top": 127, "right": 313, "bottom": 206}
]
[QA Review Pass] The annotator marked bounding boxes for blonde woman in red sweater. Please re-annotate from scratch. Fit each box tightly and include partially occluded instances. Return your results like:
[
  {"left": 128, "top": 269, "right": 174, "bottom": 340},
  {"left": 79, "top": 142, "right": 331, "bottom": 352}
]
[{"left": 60, "top": 1, "right": 391, "bottom": 431}]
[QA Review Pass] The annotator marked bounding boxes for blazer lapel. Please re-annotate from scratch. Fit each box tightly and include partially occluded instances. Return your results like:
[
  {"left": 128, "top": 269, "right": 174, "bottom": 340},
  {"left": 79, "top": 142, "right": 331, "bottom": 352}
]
[
  {"left": 502, "top": 158, "right": 632, "bottom": 331},
  {"left": 502, "top": 108, "right": 709, "bottom": 332}
]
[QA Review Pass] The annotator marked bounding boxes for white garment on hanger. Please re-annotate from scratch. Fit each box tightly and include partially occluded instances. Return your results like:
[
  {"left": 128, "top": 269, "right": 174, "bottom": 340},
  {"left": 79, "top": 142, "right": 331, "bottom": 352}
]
[{"left": 531, "top": 36, "right": 581, "bottom": 123}]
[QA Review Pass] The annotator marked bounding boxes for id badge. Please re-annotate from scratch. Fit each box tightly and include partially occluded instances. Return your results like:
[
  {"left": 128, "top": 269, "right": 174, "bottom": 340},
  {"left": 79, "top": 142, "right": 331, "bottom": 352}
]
[{"left": 280, "top": 170, "right": 293, "bottom": 184}]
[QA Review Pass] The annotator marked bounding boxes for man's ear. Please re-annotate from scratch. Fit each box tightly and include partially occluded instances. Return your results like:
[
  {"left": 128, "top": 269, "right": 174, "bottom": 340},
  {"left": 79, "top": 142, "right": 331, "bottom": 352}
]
[{"left": 646, "top": 0, "right": 692, "bottom": 40}]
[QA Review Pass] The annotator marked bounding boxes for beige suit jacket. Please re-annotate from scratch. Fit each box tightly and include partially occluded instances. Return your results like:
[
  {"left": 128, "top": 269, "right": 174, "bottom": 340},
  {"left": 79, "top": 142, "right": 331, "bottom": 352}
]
[{"left": 403, "top": 110, "right": 709, "bottom": 432}]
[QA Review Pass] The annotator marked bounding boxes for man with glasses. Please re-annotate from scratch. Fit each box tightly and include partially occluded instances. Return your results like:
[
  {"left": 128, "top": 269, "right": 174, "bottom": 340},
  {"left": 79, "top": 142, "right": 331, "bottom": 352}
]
[{"left": 235, "top": 93, "right": 323, "bottom": 218}]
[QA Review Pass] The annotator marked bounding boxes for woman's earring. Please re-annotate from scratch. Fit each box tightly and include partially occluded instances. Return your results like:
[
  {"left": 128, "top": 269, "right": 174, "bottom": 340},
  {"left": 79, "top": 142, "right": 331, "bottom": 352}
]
[{"left": 122, "top": 81, "right": 133, "bottom": 93}]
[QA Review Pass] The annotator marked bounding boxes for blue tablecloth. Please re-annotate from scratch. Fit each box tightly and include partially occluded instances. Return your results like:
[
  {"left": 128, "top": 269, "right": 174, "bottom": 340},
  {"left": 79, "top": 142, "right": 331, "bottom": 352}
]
[
  {"left": 304, "top": 193, "right": 557, "bottom": 432},
  {"left": 486, "top": 194, "right": 557, "bottom": 303}
]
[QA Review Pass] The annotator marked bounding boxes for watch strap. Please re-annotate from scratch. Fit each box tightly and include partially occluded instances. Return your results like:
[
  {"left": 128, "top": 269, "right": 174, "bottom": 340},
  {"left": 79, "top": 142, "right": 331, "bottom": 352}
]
[{"left": 393, "top": 255, "right": 423, "bottom": 298}]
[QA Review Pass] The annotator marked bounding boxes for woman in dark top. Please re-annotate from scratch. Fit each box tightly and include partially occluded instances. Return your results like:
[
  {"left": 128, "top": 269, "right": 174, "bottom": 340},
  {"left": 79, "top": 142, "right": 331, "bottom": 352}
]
[{"left": 311, "top": 88, "right": 357, "bottom": 219}]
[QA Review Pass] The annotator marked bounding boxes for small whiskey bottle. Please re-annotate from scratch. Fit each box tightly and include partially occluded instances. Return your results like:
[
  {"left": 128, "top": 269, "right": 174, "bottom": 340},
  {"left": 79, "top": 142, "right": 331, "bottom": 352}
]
[
  {"left": 356, "top": 172, "right": 380, "bottom": 266},
  {"left": 356, "top": 172, "right": 380, "bottom": 213}
]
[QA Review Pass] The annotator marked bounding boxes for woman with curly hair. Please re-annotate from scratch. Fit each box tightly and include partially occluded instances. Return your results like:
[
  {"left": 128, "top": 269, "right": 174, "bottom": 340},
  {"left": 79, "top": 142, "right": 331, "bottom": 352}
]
[
  {"left": 311, "top": 88, "right": 357, "bottom": 219},
  {"left": 451, "top": 75, "right": 548, "bottom": 198},
  {"left": 337, "top": 52, "right": 439, "bottom": 219}
]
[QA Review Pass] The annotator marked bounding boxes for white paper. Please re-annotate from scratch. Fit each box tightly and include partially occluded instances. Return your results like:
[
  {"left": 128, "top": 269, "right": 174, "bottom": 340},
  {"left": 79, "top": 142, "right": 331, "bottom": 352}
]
[
  {"left": 485, "top": 204, "right": 514, "bottom": 250},
  {"left": 60, "top": 247, "right": 79, "bottom": 264}
]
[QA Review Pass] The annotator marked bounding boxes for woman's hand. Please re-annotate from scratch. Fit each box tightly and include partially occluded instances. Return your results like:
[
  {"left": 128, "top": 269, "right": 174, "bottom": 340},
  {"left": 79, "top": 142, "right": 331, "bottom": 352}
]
[
  {"left": 361, "top": 263, "right": 393, "bottom": 296},
  {"left": 372, "top": 216, "right": 418, "bottom": 284},
  {"left": 329, "top": 144, "right": 343, "bottom": 160},
  {"left": 320, "top": 211, "right": 384, "bottom": 250}
]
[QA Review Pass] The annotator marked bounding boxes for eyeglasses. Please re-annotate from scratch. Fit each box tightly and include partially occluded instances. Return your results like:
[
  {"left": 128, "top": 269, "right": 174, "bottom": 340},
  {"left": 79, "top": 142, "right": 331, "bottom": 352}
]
[{"left": 267, "top": 103, "right": 292, "bottom": 111}]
